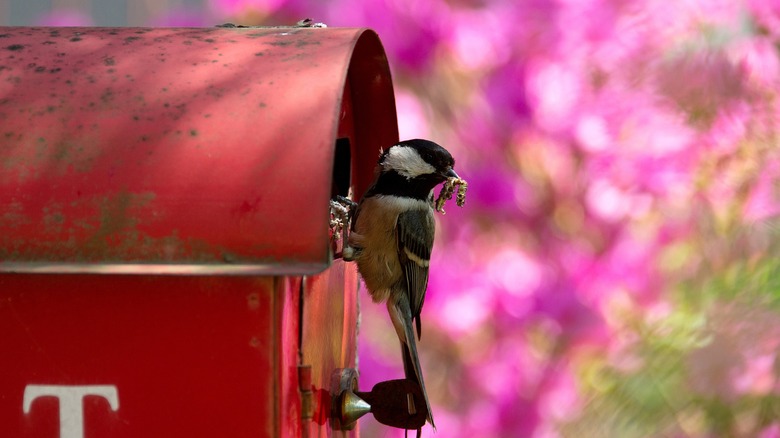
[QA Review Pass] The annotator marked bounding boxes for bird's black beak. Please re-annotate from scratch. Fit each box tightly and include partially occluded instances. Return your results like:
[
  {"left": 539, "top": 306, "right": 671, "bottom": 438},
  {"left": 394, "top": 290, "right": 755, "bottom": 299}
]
[{"left": 444, "top": 168, "right": 460, "bottom": 179}]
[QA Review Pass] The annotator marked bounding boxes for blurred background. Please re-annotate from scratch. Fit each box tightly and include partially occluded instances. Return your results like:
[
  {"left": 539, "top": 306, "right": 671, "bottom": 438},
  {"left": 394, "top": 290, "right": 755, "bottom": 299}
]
[{"left": 5, "top": 0, "right": 780, "bottom": 436}]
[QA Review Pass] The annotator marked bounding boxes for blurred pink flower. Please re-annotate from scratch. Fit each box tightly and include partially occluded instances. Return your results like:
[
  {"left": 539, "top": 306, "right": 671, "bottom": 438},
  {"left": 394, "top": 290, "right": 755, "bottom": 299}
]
[
  {"left": 325, "top": 0, "right": 452, "bottom": 72},
  {"left": 585, "top": 179, "right": 633, "bottom": 222},
  {"left": 448, "top": 7, "right": 513, "bottom": 70},
  {"left": 537, "top": 366, "right": 581, "bottom": 422},
  {"left": 656, "top": 51, "right": 746, "bottom": 124},
  {"left": 438, "top": 289, "right": 492, "bottom": 334},
  {"left": 526, "top": 60, "right": 582, "bottom": 132},
  {"left": 481, "top": 61, "right": 532, "bottom": 133},
  {"left": 575, "top": 114, "right": 612, "bottom": 152},
  {"left": 704, "top": 104, "right": 749, "bottom": 155},
  {"left": 463, "top": 165, "right": 524, "bottom": 213},
  {"left": 744, "top": 159, "right": 780, "bottom": 222},
  {"left": 760, "top": 424, "right": 780, "bottom": 438},
  {"left": 488, "top": 248, "right": 544, "bottom": 297},
  {"left": 732, "top": 37, "right": 780, "bottom": 87},
  {"left": 747, "top": 0, "right": 780, "bottom": 38},
  {"left": 555, "top": 0, "right": 622, "bottom": 59},
  {"left": 395, "top": 91, "right": 430, "bottom": 140},
  {"left": 489, "top": 248, "right": 546, "bottom": 320},
  {"left": 533, "top": 280, "right": 608, "bottom": 348},
  {"left": 680, "top": 0, "right": 746, "bottom": 30},
  {"left": 732, "top": 352, "right": 777, "bottom": 395}
]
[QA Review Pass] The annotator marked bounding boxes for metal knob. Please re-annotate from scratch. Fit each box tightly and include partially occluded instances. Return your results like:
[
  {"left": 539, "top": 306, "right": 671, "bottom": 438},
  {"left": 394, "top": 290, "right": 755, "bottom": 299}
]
[
  {"left": 339, "top": 390, "right": 371, "bottom": 427},
  {"left": 329, "top": 368, "right": 429, "bottom": 431},
  {"left": 330, "top": 368, "right": 370, "bottom": 430}
]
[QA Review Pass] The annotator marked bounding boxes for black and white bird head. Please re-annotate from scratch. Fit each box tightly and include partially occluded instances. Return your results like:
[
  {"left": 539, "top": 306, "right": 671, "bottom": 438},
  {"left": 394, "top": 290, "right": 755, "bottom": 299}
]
[{"left": 372, "top": 139, "right": 459, "bottom": 200}]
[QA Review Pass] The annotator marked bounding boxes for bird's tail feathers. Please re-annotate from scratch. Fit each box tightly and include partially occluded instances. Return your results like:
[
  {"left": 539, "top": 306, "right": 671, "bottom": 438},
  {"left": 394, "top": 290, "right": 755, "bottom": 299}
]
[{"left": 401, "top": 316, "right": 435, "bottom": 429}]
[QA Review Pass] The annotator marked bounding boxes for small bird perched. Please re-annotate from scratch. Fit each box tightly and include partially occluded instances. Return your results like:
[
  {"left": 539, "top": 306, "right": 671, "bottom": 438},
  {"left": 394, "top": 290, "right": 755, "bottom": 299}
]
[{"left": 343, "top": 139, "right": 463, "bottom": 432}]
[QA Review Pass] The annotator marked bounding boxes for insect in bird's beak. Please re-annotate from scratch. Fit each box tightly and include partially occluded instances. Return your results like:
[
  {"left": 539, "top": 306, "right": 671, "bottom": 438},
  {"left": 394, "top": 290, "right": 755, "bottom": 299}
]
[{"left": 435, "top": 173, "right": 468, "bottom": 214}]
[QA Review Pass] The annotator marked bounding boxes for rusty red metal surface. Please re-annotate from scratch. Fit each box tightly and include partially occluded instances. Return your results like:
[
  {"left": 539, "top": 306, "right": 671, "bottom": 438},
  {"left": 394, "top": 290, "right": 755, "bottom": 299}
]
[
  {"left": 0, "top": 275, "right": 279, "bottom": 437},
  {"left": 0, "top": 26, "right": 396, "bottom": 274},
  {"left": 0, "top": 25, "right": 398, "bottom": 438},
  {"left": 301, "top": 259, "right": 360, "bottom": 437},
  {"left": 279, "top": 276, "right": 304, "bottom": 438}
]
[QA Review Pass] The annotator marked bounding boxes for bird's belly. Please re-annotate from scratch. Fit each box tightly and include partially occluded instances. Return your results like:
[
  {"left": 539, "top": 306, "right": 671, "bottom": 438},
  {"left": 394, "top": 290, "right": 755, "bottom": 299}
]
[
  {"left": 352, "top": 195, "right": 430, "bottom": 304},
  {"left": 356, "top": 237, "right": 401, "bottom": 303}
]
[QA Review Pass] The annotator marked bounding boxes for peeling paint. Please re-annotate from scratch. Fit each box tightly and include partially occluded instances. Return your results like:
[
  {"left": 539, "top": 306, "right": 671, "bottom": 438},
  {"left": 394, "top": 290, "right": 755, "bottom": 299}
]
[
  {"left": 0, "top": 201, "right": 28, "bottom": 229},
  {"left": 0, "top": 192, "right": 236, "bottom": 263},
  {"left": 42, "top": 203, "right": 65, "bottom": 233},
  {"left": 83, "top": 192, "right": 149, "bottom": 255}
]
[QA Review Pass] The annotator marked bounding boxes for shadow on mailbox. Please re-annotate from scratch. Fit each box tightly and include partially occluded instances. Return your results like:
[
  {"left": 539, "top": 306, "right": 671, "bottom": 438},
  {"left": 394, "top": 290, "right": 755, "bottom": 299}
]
[{"left": 0, "top": 25, "right": 409, "bottom": 437}]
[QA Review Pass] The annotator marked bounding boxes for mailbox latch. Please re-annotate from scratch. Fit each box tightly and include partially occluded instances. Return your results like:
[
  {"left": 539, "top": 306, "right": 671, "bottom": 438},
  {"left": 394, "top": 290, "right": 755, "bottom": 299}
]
[{"left": 330, "top": 368, "right": 428, "bottom": 431}]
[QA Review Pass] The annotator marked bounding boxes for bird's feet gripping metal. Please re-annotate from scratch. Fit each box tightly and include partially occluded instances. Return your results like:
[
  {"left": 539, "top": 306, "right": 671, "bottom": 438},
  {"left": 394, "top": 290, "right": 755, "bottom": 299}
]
[{"left": 329, "top": 195, "right": 357, "bottom": 260}]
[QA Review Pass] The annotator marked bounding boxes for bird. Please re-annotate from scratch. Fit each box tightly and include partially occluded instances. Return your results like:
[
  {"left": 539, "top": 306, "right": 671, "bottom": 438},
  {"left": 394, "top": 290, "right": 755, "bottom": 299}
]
[{"left": 343, "top": 138, "right": 460, "bottom": 432}]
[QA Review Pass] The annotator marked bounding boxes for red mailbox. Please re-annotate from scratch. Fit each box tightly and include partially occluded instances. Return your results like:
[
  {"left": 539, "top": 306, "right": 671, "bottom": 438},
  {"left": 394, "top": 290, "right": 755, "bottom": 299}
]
[{"left": 0, "top": 26, "right": 398, "bottom": 437}]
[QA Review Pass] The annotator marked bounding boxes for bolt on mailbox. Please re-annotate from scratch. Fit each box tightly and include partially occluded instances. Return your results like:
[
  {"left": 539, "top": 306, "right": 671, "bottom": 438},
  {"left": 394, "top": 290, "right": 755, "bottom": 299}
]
[{"left": 0, "top": 26, "right": 398, "bottom": 437}]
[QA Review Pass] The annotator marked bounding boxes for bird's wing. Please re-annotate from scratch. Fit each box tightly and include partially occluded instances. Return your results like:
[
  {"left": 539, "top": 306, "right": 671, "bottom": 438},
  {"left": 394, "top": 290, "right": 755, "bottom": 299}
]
[{"left": 396, "top": 208, "right": 435, "bottom": 339}]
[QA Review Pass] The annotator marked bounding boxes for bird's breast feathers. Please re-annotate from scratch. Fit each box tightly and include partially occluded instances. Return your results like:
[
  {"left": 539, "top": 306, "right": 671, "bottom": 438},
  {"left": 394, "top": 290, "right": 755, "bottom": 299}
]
[{"left": 351, "top": 194, "right": 433, "bottom": 302}]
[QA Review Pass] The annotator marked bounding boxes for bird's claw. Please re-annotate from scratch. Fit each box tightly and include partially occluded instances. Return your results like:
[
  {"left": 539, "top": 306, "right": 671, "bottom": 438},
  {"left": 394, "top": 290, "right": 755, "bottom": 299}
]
[
  {"left": 330, "top": 196, "right": 357, "bottom": 259},
  {"left": 329, "top": 200, "right": 350, "bottom": 234}
]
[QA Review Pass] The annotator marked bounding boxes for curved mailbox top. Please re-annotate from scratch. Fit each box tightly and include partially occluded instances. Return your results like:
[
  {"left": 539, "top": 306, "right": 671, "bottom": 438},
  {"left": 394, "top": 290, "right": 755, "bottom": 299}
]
[{"left": 0, "top": 26, "right": 398, "bottom": 274}]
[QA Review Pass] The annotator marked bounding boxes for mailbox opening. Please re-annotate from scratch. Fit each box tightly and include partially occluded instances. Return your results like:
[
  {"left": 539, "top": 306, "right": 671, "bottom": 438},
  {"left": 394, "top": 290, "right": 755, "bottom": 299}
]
[{"left": 332, "top": 138, "right": 352, "bottom": 199}]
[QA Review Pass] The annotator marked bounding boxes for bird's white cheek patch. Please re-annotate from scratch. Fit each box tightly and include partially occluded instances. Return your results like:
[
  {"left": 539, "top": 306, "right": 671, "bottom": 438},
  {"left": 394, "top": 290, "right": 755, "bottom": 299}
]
[{"left": 383, "top": 146, "right": 435, "bottom": 178}]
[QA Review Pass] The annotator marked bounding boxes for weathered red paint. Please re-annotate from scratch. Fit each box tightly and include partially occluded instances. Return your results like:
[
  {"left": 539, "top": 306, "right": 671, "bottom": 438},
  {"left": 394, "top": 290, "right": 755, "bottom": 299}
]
[
  {"left": 0, "top": 26, "right": 397, "bottom": 274},
  {"left": 1, "top": 275, "right": 280, "bottom": 437},
  {"left": 301, "top": 259, "right": 361, "bottom": 436},
  {"left": 0, "top": 26, "right": 398, "bottom": 438}
]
